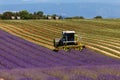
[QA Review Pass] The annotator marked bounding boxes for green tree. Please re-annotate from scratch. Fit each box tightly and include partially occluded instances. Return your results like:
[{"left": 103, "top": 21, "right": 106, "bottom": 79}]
[
  {"left": 32, "top": 11, "right": 44, "bottom": 19},
  {"left": 36, "top": 11, "right": 43, "bottom": 17},
  {"left": 15, "top": 12, "right": 20, "bottom": 16},
  {"left": 79, "top": 16, "right": 84, "bottom": 19},
  {"left": 2, "top": 11, "right": 14, "bottom": 19},
  {"left": 94, "top": 16, "right": 103, "bottom": 19},
  {"left": 65, "top": 16, "right": 84, "bottom": 19},
  {"left": 19, "top": 10, "right": 30, "bottom": 19},
  {"left": 59, "top": 16, "right": 63, "bottom": 19},
  {"left": 0, "top": 14, "right": 2, "bottom": 19}
]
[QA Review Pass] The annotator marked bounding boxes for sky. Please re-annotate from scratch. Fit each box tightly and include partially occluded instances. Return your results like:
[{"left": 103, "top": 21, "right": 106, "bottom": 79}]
[
  {"left": 1, "top": 0, "right": 120, "bottom": 5},
  {"left": 1, "top": 0, "right": 120, "bottom": 18}
]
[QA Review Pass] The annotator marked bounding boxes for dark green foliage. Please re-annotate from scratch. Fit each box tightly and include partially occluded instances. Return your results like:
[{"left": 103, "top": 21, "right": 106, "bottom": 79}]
[
  {"left": 65, "top": 16, "right": 85, "bottom": 19},
  {"left": 94, "top": 16, "right": 103, "bottom": 19},
  {"left": 0, "top": 10, "right": 63, "bottom": 20},
  {"left": 19, "top": 10, "right": 30, "bottom": 19},
  {"left": 2, "top": 11, "right": 14, "bottom": 19},
  {"left": 0, "top": 14, "right": 2, "bottom": 19},
  {"left": 32, "top": 11, "right": 44, "bottom": 19}
]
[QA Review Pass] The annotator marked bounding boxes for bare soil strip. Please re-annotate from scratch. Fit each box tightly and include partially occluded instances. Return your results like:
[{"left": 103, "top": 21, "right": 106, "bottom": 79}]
[
  {"left": 83, "top": 37, "right": 120, "bottom": 47},
  {"left": 87, "top": 45, "right": 120, "bottom": 59},
  {"left": 83, "top": 33, "right": 120, "bottom": 43},
  {"left": 86, "top": 42, "right": 120, "bottom": 54}
]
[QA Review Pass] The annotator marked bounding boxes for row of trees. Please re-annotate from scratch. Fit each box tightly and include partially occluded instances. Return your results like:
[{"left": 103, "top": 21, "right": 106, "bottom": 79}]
[
  {"left": 65, "top": 16, "right": 103, "bottom": 19},
  {"left": 0, "top": 10, "right": 63, "bottom": 20},
  {"left": 65, "top": 16, "right": 85, "bottom": 19},
  {"left": 0, "top": 10, "right": 103, "bottom": 20}
]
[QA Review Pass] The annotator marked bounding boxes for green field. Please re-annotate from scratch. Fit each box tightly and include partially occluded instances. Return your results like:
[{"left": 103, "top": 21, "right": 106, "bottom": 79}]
[{"left": 0, "top": 19, "right": 120, "bottom": 58}]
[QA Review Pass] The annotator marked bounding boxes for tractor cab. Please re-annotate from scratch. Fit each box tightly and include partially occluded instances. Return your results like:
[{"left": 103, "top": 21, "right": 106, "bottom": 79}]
[{"left": 62, "top": 31, "right": 77, "bottom": 45}]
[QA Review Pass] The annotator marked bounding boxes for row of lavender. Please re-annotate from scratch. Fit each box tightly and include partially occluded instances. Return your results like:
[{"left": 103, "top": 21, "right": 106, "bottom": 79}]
[
  {"left": 0, "top": 65, "right": 120, "bottom": 80},
  {"left": 0, "top": 29, "right": 120, "bottom": 70}
]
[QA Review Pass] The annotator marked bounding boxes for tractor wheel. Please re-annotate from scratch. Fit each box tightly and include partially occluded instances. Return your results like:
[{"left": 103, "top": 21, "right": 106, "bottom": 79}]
[{"left": 82, "top": 45, "right": 86, "bottom": 48}]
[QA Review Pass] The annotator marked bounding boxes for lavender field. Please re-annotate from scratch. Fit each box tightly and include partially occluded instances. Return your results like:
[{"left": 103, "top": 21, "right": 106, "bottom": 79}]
[
  {"left": 0, "top": 29, "right": 120, "bottom": 80},
  {"left": 0, "top": 19, "right": 120, "bottom": 80}
]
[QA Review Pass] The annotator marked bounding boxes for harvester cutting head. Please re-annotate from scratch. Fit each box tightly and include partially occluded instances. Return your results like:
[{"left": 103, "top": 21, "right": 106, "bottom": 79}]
[{"left": 53, "top": 31, "right": 85, "bottom": 51}]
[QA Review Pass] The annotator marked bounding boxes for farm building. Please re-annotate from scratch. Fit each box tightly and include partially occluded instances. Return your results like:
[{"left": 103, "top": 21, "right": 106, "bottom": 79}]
[
  {"left": 11, "top": 16, "right": 21, "bottom": 20},
  {"left": 47, "top": 16, "right": 60, "bottom": 20},
  {"left": 16, "top": 16, "right": 21, "bottom": 20},
  {"left": 47, "top": 16, "right": 52, "bottom": 20},
  {"left": 55, "top": 16, "right": 60, "bottom": 20},
  {"left": 11, "top": 16, "right": 15, "bottom": 20}
]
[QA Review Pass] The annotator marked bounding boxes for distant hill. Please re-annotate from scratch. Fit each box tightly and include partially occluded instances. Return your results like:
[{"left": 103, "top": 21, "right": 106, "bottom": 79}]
[{"left": 0, "top": 3, "right": 120, "bottom": 18}]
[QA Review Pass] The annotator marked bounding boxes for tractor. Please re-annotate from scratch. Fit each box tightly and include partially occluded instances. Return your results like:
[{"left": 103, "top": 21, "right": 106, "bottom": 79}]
[{"left": 53, "top": 31, "right": 85, "bottom": 51}]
